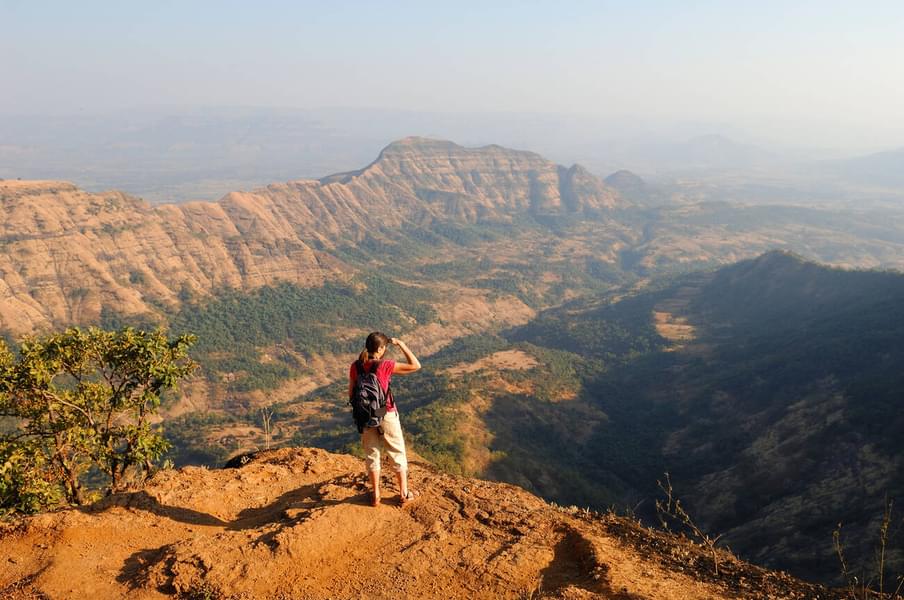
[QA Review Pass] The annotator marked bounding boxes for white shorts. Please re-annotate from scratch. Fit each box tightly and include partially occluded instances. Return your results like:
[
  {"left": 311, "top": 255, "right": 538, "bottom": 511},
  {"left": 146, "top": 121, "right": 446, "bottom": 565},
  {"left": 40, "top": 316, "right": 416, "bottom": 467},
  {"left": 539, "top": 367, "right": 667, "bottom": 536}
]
[{"left": 361, "top": 410, "right": 408, "bottom": 474}]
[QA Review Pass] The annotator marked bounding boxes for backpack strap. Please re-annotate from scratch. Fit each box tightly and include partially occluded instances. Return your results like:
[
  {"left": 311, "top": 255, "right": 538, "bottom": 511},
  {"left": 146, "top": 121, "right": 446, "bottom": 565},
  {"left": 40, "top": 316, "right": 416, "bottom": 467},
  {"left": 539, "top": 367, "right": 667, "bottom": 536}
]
[
  {"left": 381, "top": 361, "right": 393, "bottom": 405},
  {"left": 368, "top": 360, "right": 392, "bottom": 401}
]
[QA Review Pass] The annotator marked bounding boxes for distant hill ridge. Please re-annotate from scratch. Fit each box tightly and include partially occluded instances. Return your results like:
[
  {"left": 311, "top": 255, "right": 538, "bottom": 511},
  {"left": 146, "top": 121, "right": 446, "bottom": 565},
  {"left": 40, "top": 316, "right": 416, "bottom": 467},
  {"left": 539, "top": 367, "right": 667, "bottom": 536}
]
[
  {"left": 828, "top": 146, "right": 904, "bottom": 187},
  {"left": 697, "top": 249, "right": 904, "bottom": 324}
]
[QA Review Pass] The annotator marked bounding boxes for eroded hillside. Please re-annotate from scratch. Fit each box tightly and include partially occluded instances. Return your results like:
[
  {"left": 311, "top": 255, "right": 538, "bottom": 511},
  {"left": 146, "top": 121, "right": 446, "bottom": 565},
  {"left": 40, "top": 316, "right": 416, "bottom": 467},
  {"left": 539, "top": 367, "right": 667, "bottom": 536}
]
[{"left": 0, "top": 138, "right": 624, "bottom": 336}]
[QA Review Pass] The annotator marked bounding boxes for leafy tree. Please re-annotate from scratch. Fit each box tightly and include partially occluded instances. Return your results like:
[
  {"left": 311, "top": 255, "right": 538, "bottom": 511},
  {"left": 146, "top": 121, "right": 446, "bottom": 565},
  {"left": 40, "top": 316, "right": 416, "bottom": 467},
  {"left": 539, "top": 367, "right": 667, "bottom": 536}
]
[{"left": 0, "top": 327, "right": 197, "bottom": 511}]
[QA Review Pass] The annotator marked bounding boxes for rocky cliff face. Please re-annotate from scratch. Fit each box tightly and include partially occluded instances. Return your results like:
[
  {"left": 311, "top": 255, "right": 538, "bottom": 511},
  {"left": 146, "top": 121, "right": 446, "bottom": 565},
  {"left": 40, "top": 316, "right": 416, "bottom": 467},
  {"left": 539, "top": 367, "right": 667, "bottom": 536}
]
[
  {"left": 0, "top": 447, "right": 841, "bottom": 599},
  {"left": 330, "top": 137, "right": 621, "bottom": 219},
  {"left": 0, "top": 139, "right": 624, "bottom": 335},
  {"left": 0, "top": 180, "right": 333, "bottom": 335}
]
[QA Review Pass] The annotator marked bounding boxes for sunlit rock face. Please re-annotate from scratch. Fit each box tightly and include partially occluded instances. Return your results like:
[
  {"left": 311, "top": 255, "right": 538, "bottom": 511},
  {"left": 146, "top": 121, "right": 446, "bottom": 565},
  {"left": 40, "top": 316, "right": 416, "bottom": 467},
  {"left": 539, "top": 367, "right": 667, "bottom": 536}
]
[{"left": 0, "top": 139, "right": 625, "bottom": 334}]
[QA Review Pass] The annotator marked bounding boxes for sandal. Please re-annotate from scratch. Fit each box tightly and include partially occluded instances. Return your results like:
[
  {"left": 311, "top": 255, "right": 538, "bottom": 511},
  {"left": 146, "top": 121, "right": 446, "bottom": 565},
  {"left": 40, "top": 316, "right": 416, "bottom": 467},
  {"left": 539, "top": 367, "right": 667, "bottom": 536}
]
[
  {"left": 370, "top": 491, "right": 381, "bottom": 507},
  {"left": 400, "top": 489, "right": 419, "bottom": 507}
]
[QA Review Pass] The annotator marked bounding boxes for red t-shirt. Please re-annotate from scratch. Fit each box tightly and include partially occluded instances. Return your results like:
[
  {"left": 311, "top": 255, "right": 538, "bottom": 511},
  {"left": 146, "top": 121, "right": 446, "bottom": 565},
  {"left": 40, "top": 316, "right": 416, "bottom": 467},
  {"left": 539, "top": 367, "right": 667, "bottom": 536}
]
[{"left": 349, "top": 359, "right": 396, "bottom": 412}]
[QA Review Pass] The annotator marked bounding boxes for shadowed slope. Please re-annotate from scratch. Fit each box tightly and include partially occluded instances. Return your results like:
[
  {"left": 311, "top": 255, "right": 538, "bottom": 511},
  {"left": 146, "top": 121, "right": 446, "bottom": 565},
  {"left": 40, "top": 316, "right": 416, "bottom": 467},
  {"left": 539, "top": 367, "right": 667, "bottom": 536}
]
[{"left": 504, "top": 252, "right": 904, "bottom": 583}]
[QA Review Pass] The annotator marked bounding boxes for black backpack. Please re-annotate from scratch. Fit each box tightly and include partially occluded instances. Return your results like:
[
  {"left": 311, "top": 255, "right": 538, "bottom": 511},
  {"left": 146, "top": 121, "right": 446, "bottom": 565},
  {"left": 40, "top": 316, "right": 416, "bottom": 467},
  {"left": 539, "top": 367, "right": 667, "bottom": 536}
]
[{"left": 350, "top": 360, "right": 389, "bottom": 433}]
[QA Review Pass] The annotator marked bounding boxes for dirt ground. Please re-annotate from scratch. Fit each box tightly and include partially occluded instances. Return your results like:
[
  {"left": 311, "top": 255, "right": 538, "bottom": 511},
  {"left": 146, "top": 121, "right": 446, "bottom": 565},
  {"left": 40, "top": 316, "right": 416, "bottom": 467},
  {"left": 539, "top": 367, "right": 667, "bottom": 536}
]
[{"left": 0, "top": 448, "right": 844, "bottom": 599}]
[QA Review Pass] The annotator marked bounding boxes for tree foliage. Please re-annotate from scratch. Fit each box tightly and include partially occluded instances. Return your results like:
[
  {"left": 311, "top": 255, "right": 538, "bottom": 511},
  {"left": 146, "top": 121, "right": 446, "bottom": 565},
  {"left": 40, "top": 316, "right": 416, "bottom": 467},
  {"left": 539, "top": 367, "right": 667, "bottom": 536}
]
[{"left": 0, "top": 327, "right": 197, "bottom": 513}]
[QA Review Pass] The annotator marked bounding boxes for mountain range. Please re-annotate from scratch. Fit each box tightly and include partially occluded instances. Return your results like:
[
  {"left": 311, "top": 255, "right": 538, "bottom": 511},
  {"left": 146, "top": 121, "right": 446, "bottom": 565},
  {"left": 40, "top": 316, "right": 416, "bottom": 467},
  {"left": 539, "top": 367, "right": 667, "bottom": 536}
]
[
  {"left": 4, "top": 137, "right": 904, "bottom": 337},
  {"left": 0, "top": 137, "right": 622, "bottom": 337},
  {"left": 2, "top": 138, "right": 904, "bottom": 587}
]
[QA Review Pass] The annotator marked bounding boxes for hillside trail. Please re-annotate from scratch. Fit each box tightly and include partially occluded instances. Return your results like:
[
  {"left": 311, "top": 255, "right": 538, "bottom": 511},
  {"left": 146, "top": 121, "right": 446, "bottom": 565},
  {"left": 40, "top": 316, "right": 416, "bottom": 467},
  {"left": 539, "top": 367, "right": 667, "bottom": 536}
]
[{"left": 0, "top": 448, "right": 839, "bottom": 599}]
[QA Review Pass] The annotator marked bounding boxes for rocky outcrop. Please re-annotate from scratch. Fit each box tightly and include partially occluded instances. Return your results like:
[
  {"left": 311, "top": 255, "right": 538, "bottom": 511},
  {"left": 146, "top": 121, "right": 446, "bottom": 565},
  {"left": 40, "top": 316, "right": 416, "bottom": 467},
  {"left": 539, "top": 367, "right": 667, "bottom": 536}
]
[
  {"left": 334, "top": 137, "right": 622, "bottom": 220},
  {"left": 0, "top": 447, "right": 842, "bottom": 599},
  {"left": 0, "top": 139, "right": 624, "bottom": 335}
]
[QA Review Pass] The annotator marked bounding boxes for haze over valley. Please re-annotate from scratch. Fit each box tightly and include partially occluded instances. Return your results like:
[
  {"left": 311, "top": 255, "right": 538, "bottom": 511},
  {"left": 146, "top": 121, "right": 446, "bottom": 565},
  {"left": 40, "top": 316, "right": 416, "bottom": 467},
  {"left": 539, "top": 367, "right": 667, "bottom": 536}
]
[{"left": 4, "top": 108, "right": 904, "bottom": 210}]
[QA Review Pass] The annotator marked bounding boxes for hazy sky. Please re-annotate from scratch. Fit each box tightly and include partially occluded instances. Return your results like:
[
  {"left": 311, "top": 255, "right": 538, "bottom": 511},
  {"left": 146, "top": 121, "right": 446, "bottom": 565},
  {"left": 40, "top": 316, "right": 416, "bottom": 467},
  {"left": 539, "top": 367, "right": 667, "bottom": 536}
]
[{"left": 3, "top": 0, "right": 904, "bottom": 151}]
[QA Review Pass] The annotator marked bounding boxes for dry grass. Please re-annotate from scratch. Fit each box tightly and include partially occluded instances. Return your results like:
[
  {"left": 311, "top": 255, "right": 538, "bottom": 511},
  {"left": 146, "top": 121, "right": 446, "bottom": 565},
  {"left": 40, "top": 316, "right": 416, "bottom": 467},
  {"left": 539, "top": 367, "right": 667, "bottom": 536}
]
[
  {"left": 444, "top": 349, "right": 538, "bottom": 376},
  {"left": 652, "top": 310, "right": 696, "bottom": 344}
]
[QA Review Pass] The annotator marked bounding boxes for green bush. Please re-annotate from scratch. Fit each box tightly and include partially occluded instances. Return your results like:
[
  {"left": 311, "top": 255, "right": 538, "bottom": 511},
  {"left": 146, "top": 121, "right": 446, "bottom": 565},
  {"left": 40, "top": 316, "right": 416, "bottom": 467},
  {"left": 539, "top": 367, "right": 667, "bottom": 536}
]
[{"left": 0, "top": 327, "right": 197, "bottom": 511}]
